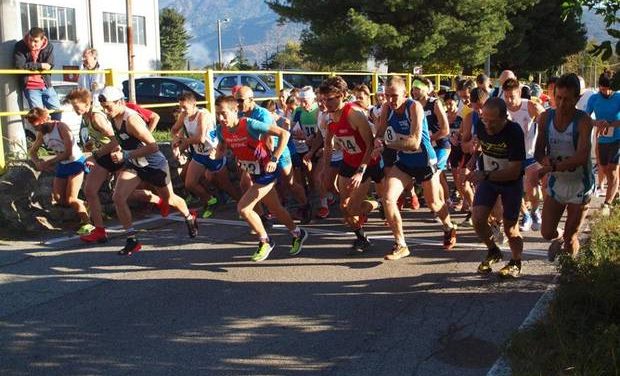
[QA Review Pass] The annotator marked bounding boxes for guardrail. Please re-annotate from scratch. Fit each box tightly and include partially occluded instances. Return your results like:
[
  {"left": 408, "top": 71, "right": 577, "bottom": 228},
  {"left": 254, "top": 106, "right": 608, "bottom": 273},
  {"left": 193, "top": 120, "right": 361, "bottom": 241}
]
[{"left": 0, "top": 68, "right": 463, "bottom": 173}]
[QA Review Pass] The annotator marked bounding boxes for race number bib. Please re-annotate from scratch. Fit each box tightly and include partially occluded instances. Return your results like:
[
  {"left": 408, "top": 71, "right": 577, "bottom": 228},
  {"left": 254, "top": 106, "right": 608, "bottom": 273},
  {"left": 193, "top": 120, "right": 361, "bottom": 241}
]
[
  {"left": 482, "top": 154, "right": 509, "bottom": 172},
  {"left": 239, "top": 160, "right": 261, "bottom": 175},
  {"left": 602, "top": 126, "right": 615, "bottom": 137},
  {"left": 302, "top": 125, "right": 317, "bottom": 137},
  {"left": 384, "top": 126, "right": 397, "bottom": 144},
  {"left": 335, "top": 136, "right": 362, "bottom": 154}
]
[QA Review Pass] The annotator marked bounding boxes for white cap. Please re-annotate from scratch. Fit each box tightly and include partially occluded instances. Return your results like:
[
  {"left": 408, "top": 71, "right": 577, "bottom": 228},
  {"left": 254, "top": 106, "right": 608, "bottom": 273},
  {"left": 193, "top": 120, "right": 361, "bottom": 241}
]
[
  {"left": 98, "top": 86, "right": 124, "bottom": 102},
  {"left": 299, "top": 86, "right": 316, "bottom": 100},
  {"left": 376, "top": 85, "right": 385, "bottom": 94}
]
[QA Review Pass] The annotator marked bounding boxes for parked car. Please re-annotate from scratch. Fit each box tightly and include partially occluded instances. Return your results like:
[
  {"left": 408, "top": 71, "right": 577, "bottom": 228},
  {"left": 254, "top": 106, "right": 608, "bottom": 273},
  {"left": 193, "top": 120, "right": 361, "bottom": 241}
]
[
  {"left": 214, "top": 73, "right": 294, "bottom": 98},
  {"left": 122, "top": 76, "right": 223, "bottom": 128},
  {"left": 23, "top": 81, "right": 81, "bottom": 144}
]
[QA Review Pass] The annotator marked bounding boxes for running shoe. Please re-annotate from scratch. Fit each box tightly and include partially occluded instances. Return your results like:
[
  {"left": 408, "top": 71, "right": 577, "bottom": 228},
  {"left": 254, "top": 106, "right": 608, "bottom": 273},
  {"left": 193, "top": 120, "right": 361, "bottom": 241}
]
[
  {"left": 156, "top": 197, "right": 170, "bottom": 218},
  {"left": 118, "top": 237, "right": 142, "bottom": 256},
  {"left": 251, "top": 238, "right": 275, "bottom": 262},
  {"left": 207, "top": 196, "right": 218, "bottom": 206},
  {"left": 289, "top": 228, "right": 308, "bottom": 256},
  {"left": 443, "top": 226, "right": 457, "bottom": 250},
  {"left": 519, "top": 212, "right": 532, "bottom": 232},
  {"left": 477, "top": 247, "right": 503, "bottom": 274},
  {"left": 601, "top": 203, "right": 611, "bottom": 217},
  {"left": 460, "top": 212, "right": 473, "bottom": 227},
  {"left": 410, "top": 194, "right": 421, "bottom": 210},
  {"left": 498, "top": 259, "right": 521, "bottom": 278},
  {"left": 348, "top": 237, "right": 371, "bottom": 255},
  {"left": 76, "top": 223, "right": 95, "bottom": 236},
  {"left": 316, "top": 206, "right": 329, "bottom": 219},
  {"left": 80, "top": 227, "right": 108, "bottom": 243},
  {"left": 201, "top": 207, "right": 214, "bottom": 219},
  {"left": 531, "top": 209, "right": 542, "bottom": 231},
  {"left": 547, "top": 238, "right": 564, "bottom": 262},
  {"left": 186, "top": 211, "right": 198, "bottom": 238},
  {"left": 384, "top": 243, "right": 410, "bottom": 260}
]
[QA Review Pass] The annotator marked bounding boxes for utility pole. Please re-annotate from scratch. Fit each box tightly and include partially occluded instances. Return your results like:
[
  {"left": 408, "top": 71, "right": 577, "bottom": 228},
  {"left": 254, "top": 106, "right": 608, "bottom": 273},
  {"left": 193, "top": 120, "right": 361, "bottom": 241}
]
[
  {"left": 126, "top": 0, "right": 136, "bottom": 102},
  {"left": 217, "top": 19, "right": 230, "bottom": 70}
]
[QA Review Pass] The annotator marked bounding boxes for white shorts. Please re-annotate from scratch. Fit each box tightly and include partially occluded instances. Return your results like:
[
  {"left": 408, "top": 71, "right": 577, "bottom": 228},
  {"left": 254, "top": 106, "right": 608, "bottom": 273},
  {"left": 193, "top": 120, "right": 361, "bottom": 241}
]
[{"left": 547, "top": 174, "right": 594, "bottom": 205}]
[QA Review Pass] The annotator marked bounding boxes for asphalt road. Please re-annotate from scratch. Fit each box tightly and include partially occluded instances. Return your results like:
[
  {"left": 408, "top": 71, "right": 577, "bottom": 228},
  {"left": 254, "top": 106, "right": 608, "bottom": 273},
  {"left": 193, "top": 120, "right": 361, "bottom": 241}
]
[{"left": 0, "top": 203, "right": 558, "bottom": 376}]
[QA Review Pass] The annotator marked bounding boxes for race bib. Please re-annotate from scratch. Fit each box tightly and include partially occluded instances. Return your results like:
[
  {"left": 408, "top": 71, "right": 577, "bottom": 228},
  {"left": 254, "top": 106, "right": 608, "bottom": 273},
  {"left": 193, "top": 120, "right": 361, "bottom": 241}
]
[
  {"left": 239, "top": 160, "right": 261, "bottom": 175},
  {"left": 384, "top": 126, "right": 397, "bottom": 144},
  {"left": 601, "top": 126, "right": 615, "bottom": 137},
  {"left": 335, "top": 136, "right": 362, "bottom": 154},
  {"left": 302, "top": 125, "right": 317, "bottom": 137},
  {"left": 482, "top": 154, "right": 509, "bottom": 172}
]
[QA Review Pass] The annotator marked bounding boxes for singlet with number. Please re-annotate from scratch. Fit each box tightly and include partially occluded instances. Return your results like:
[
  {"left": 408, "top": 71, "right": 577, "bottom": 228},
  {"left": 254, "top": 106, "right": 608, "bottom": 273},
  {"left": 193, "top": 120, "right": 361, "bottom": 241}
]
[
  {"left": 545, "top": 109, "right": 594, "bottom": 186},
  {"left": 220, "top": 118, "right": 270, "bottom": 175},
  {"left": 184, "top": 108, "right": 218, "bottom": 156},
  {"left": 292, "top": 104, "right": 319, "bottom": 153},
  {"left": 586, "top": 91, "right": 620, "bottom": 143},
  {"left": 113, "top": 108, "right": 167, "bottom": 169},
  {"left": 448, "top": 114, "right": 463, "bottom": 146},
  {"left": 318, "top": 111, "right": 343, "bottom": 162},
  {"left": 508, "top": 100, "right": 537, "bottom": 159},
  {"left": 424, "top": 97, "right": 450, "bottom": 149},
  {"left": 43, "top": 121, "right": 82, "bottom": 164},
  {"left": 328, "top": 102, "right": 379, "bottom": 167},
  {"left": 385, "top": 99, "right": 437, "bottom": 168},
  {"left": 476, "top": 120, "right": 525, "bottom": 181},
  {"left": 79, "top": 107, "right": 111, "bottom": 149}
]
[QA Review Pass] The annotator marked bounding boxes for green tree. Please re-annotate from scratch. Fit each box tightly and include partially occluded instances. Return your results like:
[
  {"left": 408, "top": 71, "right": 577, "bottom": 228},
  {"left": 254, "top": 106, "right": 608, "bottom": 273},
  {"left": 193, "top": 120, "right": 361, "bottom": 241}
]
[
  {"left": 159, "top": 8, "right": 191, "bottom": 70},
  {"left": 266, "top": 0, "right": 537, "bottom": 72},
  {"left": 491, "top": 0, "right": 587, "bottom": 76},
  {"left": 229, "top": 45, "right": 253, "bottom": 70},
  {"left": 562, "top": 0, "right": 620, "bottom": 60}
]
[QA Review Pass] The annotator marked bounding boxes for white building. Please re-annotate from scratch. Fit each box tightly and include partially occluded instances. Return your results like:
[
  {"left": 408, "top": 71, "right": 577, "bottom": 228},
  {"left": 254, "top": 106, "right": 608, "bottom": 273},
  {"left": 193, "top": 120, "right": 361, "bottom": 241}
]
[{"left": 10, "top": 0, "right": 161, "bottom": 76}]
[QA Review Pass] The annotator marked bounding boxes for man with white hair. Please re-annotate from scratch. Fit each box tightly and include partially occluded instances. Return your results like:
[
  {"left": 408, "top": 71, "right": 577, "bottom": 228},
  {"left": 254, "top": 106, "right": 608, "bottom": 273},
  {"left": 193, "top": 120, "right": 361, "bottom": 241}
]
[
  {"left": 78, "top": 48, "right": 105, "bottom": 92},
  {"left": 492, "top": 70, "right": 531, "bottom": 100}
]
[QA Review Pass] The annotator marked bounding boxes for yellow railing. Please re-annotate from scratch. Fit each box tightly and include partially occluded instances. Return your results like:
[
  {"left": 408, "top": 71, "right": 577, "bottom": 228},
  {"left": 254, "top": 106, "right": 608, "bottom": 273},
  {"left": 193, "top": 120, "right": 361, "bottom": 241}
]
[{"left": 0, "top": 68, "right": 462, "bottom": 173}]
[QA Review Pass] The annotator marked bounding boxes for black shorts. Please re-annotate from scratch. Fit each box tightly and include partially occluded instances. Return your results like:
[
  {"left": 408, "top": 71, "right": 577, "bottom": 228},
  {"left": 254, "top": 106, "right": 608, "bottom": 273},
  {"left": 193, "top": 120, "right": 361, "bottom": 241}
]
[
  {"left": 394, "top": 162, "right": 437, "bottom": 183},
  {"left": 598, "top": 141, "right": 620, "bottom": 166},
  {"left": 382, "top": 147, "right": 398, "bottom": 168},
  {"left": 96, "top": 154, "right": 124, "bottom": 173},
  {"left": 449, "top": 145, "right": 463, "bottom": 169},
  {"left": 126, "top": 163, "right": 171, "bottom": 188},
  {"left": 339, "top": 161, "right": 385, "bottom": 183}
]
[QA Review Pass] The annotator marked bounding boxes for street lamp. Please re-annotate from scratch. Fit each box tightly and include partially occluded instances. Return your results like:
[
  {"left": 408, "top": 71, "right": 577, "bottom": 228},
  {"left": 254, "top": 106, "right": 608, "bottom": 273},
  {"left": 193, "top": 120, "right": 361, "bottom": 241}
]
[{"left": 217, "top": 18, "right": 230, "bottom": 69}]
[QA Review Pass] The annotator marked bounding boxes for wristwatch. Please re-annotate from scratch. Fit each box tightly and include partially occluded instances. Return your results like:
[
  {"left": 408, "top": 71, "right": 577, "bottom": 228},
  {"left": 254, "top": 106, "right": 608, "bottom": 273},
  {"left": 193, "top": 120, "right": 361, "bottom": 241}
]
[
  {"left": 356, "top": 166, "right": 367, "bottom": 174},
  {"left": 270, "top": 155, "right": 279, "bottom": 163}
]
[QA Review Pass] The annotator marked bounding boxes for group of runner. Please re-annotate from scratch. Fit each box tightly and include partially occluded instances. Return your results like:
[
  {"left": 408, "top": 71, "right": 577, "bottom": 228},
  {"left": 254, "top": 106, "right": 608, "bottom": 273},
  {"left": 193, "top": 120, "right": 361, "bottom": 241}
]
[{"left": 26, "top": 70, "right": 619, "bottom": 277}]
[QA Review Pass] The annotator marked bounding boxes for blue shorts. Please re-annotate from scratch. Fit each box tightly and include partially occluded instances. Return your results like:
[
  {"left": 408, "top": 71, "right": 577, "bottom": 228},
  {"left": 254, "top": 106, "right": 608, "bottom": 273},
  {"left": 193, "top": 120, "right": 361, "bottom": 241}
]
[
  {"left": 56, "top": 156, "right": 86, "bottom": 178},
  {"left": 192, "top": 153, "right": 225, "bottom": 172},
  {"left": 434, "top": 147, "right": 450, "bottom": 171},
  {"left": 252, "top": 167, "right": 281, "bottom": 186},
  {"left": 473, "top": 179, "right": 523, "bottom": 222},
  {"left": 330, "top": 159, "right": 343, "bottom": 168}
]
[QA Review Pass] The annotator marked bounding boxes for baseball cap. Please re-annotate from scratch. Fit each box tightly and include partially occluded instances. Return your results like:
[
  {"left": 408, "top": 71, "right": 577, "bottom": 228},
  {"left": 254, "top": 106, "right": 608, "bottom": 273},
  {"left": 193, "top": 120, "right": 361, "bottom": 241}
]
[{"left": 98, "top": 86, "right": 125, "bottom": 102}]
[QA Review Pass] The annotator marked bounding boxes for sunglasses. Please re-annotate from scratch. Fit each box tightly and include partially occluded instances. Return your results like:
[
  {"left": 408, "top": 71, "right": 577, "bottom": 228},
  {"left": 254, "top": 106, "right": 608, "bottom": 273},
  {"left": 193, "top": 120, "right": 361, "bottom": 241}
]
[{"left": 236, "top": 97, "right": 253, "bottom": 104}]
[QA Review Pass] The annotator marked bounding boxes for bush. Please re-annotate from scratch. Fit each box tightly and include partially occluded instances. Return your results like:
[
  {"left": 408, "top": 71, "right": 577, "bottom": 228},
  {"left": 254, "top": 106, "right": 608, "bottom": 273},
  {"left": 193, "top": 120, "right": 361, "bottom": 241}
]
[{"left": 508, "top": 207, "right": 620, "bottom": 375}]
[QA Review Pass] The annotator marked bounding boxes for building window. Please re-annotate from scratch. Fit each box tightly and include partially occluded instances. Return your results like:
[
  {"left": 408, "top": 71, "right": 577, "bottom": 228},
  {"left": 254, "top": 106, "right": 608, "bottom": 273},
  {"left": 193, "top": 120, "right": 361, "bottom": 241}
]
[
  {"left": 103, "top": 12, "right": 146, "bottom": 45},
  {"left": 20, "top": 3, "right": 76, "bottom": 42}
]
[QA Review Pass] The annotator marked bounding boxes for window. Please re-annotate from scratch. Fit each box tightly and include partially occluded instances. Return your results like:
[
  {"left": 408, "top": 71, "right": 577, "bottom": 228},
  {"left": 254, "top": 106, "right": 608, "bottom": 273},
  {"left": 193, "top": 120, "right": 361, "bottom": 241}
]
[
  {"left": 159, "top": 81, "right": 182, "bottom": 99},
  {"left": 20, "top": 3, "right": 76, "bottom": 42},
  {"left": 241, "top": 76, "right": 266, "bottom": 92},
  {"left": 103, "top": 12, "right": 146, "bottom": 45},
  {"left": 218, "top": 76, "right": 238, "bottom": 90},
  {"left": 135, "top": 80, "right": 157, "bottom": 97}
]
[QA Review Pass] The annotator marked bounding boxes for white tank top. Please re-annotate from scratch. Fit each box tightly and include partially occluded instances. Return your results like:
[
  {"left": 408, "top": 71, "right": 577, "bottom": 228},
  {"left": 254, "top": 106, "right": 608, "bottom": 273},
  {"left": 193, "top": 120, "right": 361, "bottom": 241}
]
[
  {"left": 43, "top": 122, "right": 82, "bottom": 164},
  {"left": 547, "top": 117, "right": 588, "bottom": 181},
  {"left": 318, "top": 111, "right": 343, "bottom": 161},
  {"left": 183, "top": 109, "right": 218, "bottom": 155},
  {"left": 508, "top": 100, "right": 537, "bottom": 159}
]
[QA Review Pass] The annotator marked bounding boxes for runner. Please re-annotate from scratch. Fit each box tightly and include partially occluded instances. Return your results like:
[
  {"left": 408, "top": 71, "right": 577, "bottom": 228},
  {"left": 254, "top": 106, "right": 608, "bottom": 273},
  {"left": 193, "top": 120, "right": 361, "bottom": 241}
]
[
  {"left": 535, "top": 73, "right": 595, "bottom": 260},
  {"left": 503, "top": 78, "right": 545, "bottom": 231},
  {"left": 320, "top": 76, "right": 383, "bottom": 255},
  {"left": 215, "top": 95, "right": 308, "bottom": 261},
  {"left": 291, "top": 86, "right": 321, "bottom": 201},
  {"left": 171, "top": 92, "right": 239, "bottom": 218},
  {"left": 444, "top": 91, "right": 465, "bottom": 210},
  {"left": 98, "top": 86, "right": 198, "bottom": 255},
  {"left": 469, "top": 98, "right": 526, "bottom": 278},
  {"left": 376, "top": 75, "right": 457, "bottom": 260},
  {"left": 316, "top": 93, "right": 343, "bottom": 218},
  {"left": 585, "top": 72, "right": 620, "bottom": 216},
  {"left": 26, "top": 107, "right": 91, "bottom": 234}
]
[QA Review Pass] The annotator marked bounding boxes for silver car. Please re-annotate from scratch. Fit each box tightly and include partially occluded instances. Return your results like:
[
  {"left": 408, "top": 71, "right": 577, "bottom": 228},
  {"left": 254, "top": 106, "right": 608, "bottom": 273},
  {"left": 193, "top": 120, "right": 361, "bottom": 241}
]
[{"left": 213, "top": 73, "right": 294, "bottom": 98}]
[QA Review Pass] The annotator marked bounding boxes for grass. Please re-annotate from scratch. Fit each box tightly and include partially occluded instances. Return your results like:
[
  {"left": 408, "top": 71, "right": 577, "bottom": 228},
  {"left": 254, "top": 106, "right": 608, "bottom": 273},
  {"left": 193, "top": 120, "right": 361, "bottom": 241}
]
[
  {"left": 507, "top": 205, "right": 620, "bottom": 376},
  {"left": 153, "top": 130, "right": 172, "bottom": 142}
]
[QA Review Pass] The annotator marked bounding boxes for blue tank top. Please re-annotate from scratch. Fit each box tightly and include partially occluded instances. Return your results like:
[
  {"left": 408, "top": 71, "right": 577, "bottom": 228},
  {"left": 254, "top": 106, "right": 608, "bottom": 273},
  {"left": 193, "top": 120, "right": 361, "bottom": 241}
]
[
  {"left": 424, "top": 98, "right": 450, "bottom": 149},
  {"left": 386, "top": 99, "right": 437, "bottom": 168}
]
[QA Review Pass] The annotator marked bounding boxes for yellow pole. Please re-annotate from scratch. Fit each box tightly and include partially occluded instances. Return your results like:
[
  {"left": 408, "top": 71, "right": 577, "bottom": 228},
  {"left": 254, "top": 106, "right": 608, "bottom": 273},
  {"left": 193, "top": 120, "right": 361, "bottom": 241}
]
[
  {"left": 435, "top": 74, "right": 441, "bottom": 92},
  {"left": 275, "top": 71, "right": 284, "bottom": 95},
  {"left": 406, "top": 74, "right": 412, "bottom": 96},
  {"left": 205, "top": 69, "right": 216, "bottom": 115},
  {"left": 105, "top": 68, "right": 117, "bottom": 87},
  {"left": 371, "top": 72, "right": 379, "bottom": 97}
]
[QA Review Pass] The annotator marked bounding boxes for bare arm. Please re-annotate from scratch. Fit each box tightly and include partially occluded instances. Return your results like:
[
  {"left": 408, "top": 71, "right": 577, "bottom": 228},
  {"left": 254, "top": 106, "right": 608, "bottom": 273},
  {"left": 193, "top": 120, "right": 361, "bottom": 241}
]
[
  {"left": 487, "top": 160, "right": 523, "bottom": 182},
  {"left": 534, "top": 112, "right": 548, "bottom": 164},
  {"left": 555, "top": 115, "right": 593, "bottom": 172},
  {"left": 124, "top": 115, "right": 159, "bottom": 159},
  {"left": 431, "top": 100, "right": 449, "bottom": 141}
]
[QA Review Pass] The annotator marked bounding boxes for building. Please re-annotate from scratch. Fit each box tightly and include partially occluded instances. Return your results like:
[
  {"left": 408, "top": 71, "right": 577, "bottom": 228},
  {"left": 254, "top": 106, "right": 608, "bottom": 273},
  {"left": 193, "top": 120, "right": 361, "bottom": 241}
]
[{"left": 10, "top": 0, "right": 161, "bottom": 76}]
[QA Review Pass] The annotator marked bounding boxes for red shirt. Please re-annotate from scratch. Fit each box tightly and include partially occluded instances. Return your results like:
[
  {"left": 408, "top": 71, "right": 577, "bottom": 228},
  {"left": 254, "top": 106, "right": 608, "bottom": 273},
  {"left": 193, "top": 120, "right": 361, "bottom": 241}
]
[
  {"left": 220, "top": 118, "right": 270, "bottom": 175},
  {"left": 125, "top": 102, "right": 155, "bottom": 124},
  {"left": 328, "top": 102, "right": 379, "bottom": 167}
]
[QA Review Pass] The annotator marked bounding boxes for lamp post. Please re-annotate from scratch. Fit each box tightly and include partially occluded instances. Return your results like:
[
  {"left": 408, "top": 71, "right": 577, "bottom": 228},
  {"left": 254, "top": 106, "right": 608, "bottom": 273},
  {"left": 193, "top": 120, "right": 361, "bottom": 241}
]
[{"left": 217, "top": 18, "right": 230, "bottom": 69}]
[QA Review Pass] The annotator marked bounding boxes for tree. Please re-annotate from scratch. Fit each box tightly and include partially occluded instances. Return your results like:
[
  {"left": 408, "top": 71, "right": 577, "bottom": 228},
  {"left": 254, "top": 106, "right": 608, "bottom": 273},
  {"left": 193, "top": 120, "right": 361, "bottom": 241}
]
[
  {"left": 159, "top": 8, "right": 191, "bottom": 70},
  {"left": 229, "top": 45, "right": 253, "bottom": 70},
  {"left": 491, "top": 0, "right": 587, "bottom": 76},
  {"left": 266, "top": 0, "right": 537, "bottom": 72},
  {"left": 562, "top": 0, "right": 620, "bottom": 60}
]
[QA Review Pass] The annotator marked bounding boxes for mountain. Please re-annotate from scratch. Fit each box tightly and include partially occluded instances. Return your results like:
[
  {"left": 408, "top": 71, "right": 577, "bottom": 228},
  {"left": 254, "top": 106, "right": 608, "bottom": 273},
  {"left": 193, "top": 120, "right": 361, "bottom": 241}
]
[
  {"left": 159, "top": 0, "right": 303, "bottom": 68},
  {"left": 159, "top": 1, "right": 616, "bottom": 69}
]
